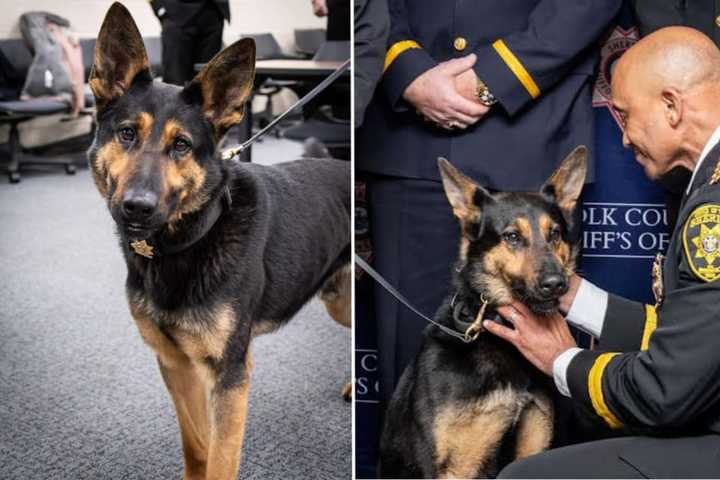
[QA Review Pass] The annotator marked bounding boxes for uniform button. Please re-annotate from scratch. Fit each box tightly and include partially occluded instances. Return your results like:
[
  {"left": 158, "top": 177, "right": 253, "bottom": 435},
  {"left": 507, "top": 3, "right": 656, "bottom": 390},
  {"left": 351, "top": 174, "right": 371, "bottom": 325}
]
[
  {"left": 454, "top": 37, "right": 467, "bottom": 51},
  {"left": 716, "top": 15, "right": 720, "bottom": 27}
]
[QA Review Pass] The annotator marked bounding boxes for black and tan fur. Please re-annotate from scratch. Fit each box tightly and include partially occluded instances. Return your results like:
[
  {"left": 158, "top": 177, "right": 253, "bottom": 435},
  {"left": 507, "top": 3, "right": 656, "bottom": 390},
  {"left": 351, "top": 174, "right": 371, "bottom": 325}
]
[
  {"left": 379, "top": 147, "right": 588, "bottom": 478},
  {"left": 87, "top": 4, "right": 350, "bottom": 479}
]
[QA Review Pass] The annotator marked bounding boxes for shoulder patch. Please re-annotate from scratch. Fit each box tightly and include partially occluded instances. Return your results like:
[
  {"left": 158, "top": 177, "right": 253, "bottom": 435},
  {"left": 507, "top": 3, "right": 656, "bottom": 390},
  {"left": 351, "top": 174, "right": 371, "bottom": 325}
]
[{"left": 683, "top": 204, "right": 720, "bottom": 282}]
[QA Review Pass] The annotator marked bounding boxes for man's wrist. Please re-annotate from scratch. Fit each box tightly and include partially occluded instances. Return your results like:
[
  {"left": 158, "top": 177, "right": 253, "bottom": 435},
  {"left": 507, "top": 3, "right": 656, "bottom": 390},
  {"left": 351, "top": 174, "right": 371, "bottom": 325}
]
[
  {"left": 559, "top": 274, "right": 582, "bottom": 315},
  {"left": 553, "top": 347, "right": 583, "bottom": 397}
]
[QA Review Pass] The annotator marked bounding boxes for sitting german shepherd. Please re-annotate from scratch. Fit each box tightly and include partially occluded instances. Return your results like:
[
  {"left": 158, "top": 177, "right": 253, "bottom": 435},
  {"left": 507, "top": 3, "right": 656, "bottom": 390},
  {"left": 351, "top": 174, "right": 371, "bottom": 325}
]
[
  {"left": 379, "top": 147, "right": 587, "bottom": 478},
  {"left": 87, "top": 4, "right": 350, "bottom": 479}
]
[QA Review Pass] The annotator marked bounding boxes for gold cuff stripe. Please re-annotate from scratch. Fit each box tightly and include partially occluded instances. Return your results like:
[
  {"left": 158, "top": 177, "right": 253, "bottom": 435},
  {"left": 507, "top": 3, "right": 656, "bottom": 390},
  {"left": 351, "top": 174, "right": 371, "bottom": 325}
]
[
  {"left": 492, "top": 39, "right": 540, "bottom": 99},
  {"left": 641, "top": 305, "right": 657, "bottom": 351},
  {"left": 383, "top": 40, "right": 421, "bottom": 73},
  {"left": 588, "top": 352, "right": 624, "bottom": 429}
]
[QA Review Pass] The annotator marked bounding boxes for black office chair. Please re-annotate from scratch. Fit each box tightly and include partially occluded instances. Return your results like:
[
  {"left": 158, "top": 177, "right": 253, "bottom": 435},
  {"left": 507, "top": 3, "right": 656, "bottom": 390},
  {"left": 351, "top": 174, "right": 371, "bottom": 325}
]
[
  {"left": 242, "top": 33, "right": 303, "bottom": 132},
  {"left": 281, "top": 41, "right": 350, "bottom": 160},
  {"left": 294, "top": 29, "right": 326, "bottom": 58}
]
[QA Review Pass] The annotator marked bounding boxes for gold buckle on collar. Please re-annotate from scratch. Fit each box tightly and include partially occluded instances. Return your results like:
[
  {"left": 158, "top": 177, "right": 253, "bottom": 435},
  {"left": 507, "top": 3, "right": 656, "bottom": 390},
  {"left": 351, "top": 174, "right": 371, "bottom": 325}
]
[{"left": 463, "top": 294, "right": 489, "bottom": 342}]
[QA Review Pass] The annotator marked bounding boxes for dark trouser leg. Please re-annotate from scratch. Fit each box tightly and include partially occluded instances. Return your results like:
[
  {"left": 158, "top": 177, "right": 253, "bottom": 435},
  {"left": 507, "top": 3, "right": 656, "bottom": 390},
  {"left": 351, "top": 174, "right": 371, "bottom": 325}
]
[
  {"left": 366, "top": 176, "right": 459, "bottom": 403},
  {"left": 499, "top": 434, "right": 720, "bottom": 479},
  {"left": 161, "top": 20, "right": 196, "bottom": 86},
  {"left": 193, "top": 6, "right": 224, "bottom": 65}
]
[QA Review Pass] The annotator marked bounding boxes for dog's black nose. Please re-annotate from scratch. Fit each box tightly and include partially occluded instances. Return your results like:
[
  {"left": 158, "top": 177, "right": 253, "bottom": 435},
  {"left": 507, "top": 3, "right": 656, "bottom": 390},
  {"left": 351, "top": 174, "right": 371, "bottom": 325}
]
[
  {"left": 539, "top": 274, "right": 567, "bottom": 297},
  {"left": 122, "top": 190, "right": 158, "bottom": 221}
]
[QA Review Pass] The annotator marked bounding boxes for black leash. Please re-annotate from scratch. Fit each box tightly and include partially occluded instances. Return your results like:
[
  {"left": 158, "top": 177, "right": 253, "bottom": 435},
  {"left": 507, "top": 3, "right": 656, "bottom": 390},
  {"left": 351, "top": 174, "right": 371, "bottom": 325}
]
[
  {"left": 354, "top": 254, "right": 475, "bottom": 343},
  {"left": 221, "top": 58, "right": 351, "bottom": 161}
]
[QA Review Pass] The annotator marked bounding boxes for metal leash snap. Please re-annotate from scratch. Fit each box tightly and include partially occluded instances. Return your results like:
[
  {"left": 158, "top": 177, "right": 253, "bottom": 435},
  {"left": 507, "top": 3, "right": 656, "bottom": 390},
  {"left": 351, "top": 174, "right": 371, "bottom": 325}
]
[
  {"left": 220, "top": 58, "right": 350, "bottom": 163},
  {"left": 464, "top": 294, "right": 489, "bottom": 342}
]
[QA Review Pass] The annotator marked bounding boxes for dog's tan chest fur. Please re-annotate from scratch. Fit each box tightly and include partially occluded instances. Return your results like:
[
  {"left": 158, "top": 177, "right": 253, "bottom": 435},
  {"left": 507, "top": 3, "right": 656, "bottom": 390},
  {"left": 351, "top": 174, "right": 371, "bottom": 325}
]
[
  {"left": 432, "top": 388, "right": 553, "bottom": 478},
  {"left": 128, "top": 293, "right": 236, "bottom": 369}
]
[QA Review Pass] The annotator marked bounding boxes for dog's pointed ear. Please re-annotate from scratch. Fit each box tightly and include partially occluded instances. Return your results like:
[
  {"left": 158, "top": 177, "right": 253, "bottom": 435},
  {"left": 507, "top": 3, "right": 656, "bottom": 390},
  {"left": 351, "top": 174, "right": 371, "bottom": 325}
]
[
  {"left": 541, "top": 146, "right": 588, "bottom": 219},
  {"left": 438, "top": 157, "right": 490, "bottom": 225},
  {"left": 183, "top": 38, "right": 256, "bottom": 137},
  {"left": 89, "top": 2, "right": 151, "bottom": 111}
]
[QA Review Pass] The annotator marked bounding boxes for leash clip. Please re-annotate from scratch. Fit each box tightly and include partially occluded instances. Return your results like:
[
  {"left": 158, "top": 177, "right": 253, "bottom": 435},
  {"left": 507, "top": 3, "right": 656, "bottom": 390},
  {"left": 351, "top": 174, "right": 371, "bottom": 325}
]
[{"left": 463, "top": 294, "right": 489, "bottom": 342}]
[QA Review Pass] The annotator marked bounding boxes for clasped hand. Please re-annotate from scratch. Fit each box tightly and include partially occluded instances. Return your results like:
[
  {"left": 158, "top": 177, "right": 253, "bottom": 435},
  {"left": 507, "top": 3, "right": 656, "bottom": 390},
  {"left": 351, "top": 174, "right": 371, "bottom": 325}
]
[{"left": 402, "top": 53, "right": 489, "bottom": 130}]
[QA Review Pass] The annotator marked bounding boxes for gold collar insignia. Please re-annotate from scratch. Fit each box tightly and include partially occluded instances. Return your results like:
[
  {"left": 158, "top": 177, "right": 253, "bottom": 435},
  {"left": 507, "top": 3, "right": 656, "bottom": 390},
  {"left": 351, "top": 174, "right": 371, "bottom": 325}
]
[{"left": 130, "top": 239, "right": 154, "bottom": 259}]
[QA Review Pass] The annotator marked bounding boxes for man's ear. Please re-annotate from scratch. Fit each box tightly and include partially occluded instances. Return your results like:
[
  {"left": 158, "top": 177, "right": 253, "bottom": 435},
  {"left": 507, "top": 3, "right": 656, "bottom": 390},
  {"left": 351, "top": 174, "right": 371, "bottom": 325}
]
[
  {"left": 541, "top": 146, "right": 588, "bottom": 219},
  {"left": 438, "top": 157, "right": 490, "bottom": 228},
  {"left": 661, "top": 87, "right": 683, "bottom": 128},
  {"left": 183, "top": 38, "right": 256, "bottom": 137},
  {"left": 89, "top": 2, "right": 151, "bottom": 111}
]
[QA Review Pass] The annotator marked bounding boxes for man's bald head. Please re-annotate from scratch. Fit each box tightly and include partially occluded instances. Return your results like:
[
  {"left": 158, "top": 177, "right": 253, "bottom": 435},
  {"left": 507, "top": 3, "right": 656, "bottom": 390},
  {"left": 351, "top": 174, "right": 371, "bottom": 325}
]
[
  {"left": 611, "top": 27, "right": 720, "bottom": 183},
  {"left": 614, "top": 26, "right": 720, "bottom": 94}
]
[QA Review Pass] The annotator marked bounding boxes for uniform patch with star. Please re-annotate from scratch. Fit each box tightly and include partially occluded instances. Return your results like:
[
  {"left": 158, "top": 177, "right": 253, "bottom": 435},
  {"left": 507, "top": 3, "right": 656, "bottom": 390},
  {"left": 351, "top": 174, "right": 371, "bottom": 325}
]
[{"left": 683, "top": 204, "right": 720, "bottom": 282}]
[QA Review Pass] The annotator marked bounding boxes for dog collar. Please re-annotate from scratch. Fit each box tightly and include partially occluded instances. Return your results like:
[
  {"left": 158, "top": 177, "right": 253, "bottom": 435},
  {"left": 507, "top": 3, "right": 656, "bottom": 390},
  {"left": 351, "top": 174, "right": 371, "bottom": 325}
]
[
  {"left": 129, "top": 186, "right": 232, "bottom": 259},
  {"left": 450, "top": 291, "right": 504, "bottom": 342}
]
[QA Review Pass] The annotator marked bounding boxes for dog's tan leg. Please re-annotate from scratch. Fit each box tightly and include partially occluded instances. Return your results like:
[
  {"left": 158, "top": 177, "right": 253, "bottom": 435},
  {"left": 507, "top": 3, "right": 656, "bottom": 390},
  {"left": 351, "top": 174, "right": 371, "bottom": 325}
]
[
  {"left": 133, "top": 313, "right": 211, "bottom": 480},
  {"left": 205, "top": 351, "right": 253, "bottom": 480},
  {"left": 433, "top": 390, "right": 520, "bottom": 478},
  {"left": 157, "top": 360, "right": 210, "bottom": 480},
  {"left": 319, "top": 264, "right": 352, "bottom": 400},
  {"left": 514, "top": 392, "right": 554, "bottom": 460}
]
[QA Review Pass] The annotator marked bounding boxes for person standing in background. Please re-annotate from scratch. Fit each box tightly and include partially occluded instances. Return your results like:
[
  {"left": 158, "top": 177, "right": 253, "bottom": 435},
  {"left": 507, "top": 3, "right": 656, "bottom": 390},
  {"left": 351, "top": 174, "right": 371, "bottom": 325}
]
[
  {"left": 149, "top": 0, "right": 230, "bottom": 85},
  {"left": 312, "top": 0, "right": 351, "bottom": 41}
]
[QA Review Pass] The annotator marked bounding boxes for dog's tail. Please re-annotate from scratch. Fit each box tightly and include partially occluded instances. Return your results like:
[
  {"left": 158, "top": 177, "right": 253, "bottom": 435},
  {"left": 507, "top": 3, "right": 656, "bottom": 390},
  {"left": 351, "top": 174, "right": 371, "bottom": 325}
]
[{"left": 302, "top": 137, "right": 331, "bottom": 159}]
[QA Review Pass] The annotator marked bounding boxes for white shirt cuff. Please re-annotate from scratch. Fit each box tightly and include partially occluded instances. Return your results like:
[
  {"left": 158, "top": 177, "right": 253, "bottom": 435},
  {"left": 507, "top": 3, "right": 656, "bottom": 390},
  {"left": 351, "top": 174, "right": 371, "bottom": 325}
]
[
  {"left": 566, "top": 279, "right": 608, "bottom": 338},
  {"left": 553, "top": 347, "right": 583, "bottom": 397}
]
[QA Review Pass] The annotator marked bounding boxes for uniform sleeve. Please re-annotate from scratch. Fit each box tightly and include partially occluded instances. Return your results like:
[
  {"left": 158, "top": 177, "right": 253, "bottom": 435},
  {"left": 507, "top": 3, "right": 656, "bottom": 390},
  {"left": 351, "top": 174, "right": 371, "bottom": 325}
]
[
  {"left": 381, "top": 0, "right": 438, "bottom": 112},
  {"left": 599, "top": 294, "right": 657, "bottom": 352},
  {"left": 566, "top": 278, "right": 655, "bottom": 351},
  {"left": 472, "top": 0, "right": 622, "bottom": 116},
  {"left": 566, "top": 275, "right": 720, "bottom": 433}
]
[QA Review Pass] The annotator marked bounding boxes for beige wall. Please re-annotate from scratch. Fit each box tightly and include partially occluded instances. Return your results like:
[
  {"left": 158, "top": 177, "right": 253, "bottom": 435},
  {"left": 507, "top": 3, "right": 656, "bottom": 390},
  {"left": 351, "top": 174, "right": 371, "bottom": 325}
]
[{"left": 0, "top": 0, "right": 324, "bottom": 147}]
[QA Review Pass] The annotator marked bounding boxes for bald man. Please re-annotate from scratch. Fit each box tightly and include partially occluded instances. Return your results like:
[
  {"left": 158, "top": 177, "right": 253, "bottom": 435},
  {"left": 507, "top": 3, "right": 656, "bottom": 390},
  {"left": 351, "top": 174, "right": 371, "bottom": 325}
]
[{"left": 484, "top": 27, "right": 720, "bottom": 478}]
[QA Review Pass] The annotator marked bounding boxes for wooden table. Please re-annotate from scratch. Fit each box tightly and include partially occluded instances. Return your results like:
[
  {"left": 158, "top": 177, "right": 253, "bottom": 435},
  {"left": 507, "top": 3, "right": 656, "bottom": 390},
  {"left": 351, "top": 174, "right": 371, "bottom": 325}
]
[{"left": 254, "top": 59, "right": 347, "bottom": 80}]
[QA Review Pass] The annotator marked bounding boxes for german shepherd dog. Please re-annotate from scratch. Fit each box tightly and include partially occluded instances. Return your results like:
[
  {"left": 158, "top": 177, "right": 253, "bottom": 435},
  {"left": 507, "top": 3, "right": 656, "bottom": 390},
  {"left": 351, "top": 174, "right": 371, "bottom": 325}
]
[
  {"left": 379, "top": 147, "right": 588, "bottom": 478},
  {"left": 87, "top": 4, "right": 350, "bottom": 479}
]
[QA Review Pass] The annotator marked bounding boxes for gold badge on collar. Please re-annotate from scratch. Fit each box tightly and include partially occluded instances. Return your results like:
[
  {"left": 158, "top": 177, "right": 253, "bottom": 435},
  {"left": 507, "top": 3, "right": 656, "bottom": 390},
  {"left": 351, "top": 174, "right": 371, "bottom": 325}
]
[
  {"left": 710, "top": 160, "right": 720, "bottom": 185},
  {"left": 683, "top": 204, "right": 720, "bottom": 282},
  {"left": 651, "top": 252, "right": 664, "bottom": 306},
  {"left": 130, "top": 240, "right": 154, "bottom": 259}
]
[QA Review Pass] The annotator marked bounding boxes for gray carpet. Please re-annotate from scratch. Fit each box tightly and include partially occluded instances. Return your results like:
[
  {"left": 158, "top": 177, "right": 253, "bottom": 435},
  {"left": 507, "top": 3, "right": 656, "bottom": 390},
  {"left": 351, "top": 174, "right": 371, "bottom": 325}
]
[{"left": 0, "top": 139, "right": 351, "bottom": 479}]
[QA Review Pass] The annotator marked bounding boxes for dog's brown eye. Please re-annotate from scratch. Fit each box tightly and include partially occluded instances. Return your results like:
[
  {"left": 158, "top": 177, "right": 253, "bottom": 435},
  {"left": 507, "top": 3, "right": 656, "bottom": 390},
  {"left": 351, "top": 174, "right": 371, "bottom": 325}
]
[
  {"left": 503, "top": 231, "right": 521, "bottom": 246},
  {"left": 118, "top": 127, "right": 136, "bottom": 143},
  {"left": 173, "top": 137, "right": 192, "bottom": 154},
  {"left": 549, "top": 227, "right": 561, "bottom": 242}
]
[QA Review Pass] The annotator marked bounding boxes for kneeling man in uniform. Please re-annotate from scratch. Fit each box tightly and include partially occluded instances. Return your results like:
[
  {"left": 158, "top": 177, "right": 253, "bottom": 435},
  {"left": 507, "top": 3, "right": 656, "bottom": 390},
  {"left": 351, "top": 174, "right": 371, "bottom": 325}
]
[{"left": 487, "top": 26, "right": 720, "bottom": 478}]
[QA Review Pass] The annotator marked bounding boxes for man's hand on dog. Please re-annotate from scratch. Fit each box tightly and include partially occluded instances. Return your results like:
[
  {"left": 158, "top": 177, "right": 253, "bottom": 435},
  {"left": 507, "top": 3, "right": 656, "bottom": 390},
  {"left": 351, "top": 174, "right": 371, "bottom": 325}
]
[
  {"left": 485, "top": 303, "right": 577, "bottom": 376},
  {"left": 403, "top": 54, "right": 489, "bottom": 130}
]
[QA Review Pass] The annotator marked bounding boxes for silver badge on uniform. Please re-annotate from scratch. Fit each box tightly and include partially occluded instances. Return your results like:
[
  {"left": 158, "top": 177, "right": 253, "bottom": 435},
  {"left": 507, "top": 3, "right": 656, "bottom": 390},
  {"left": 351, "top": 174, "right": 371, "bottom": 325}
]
[{"left": 652, "top": 252, "right": 664, "bottom": 307}]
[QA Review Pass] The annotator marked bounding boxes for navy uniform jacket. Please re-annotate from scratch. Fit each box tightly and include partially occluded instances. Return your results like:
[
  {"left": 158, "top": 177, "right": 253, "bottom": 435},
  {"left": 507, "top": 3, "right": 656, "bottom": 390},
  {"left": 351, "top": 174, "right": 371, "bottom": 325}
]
[
  {"left": 632, "top": 0, "right": 720, "bottom": 45},
  {"left": 357, "top": 0, "right": 622, "bottom": 191},
  {"left": 568, "top": 143, "right": 720, "bottom": 435}
]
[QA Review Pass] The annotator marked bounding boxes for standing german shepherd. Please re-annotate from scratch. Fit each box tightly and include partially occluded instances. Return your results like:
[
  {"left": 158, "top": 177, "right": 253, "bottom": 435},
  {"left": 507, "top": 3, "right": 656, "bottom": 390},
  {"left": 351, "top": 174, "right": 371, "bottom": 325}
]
[
  {"left": 87, "top": 4, "right": 350, "bottom": 479},
  {"left": 379, "top": 147, "right": 587, "bottom": 478}
]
